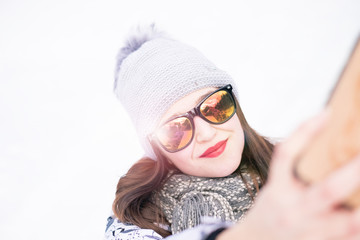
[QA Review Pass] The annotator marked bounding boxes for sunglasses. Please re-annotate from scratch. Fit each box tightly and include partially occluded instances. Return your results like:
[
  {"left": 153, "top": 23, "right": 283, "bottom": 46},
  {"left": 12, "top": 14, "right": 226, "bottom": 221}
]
[{"left": 150, "top": 84, "right": 236, "bottom": 153}]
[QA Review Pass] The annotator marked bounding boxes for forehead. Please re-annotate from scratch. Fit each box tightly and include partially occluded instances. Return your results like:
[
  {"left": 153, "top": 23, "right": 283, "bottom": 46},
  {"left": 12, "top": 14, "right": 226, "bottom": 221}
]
[{"left": 160, "top": 87, "right": 218, "bottom": 124}]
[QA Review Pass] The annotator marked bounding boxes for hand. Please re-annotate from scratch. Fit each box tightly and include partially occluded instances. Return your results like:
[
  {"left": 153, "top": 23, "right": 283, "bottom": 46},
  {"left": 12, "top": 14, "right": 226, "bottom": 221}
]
[{"left": 218, "top": 110, "right": 360, "bottom": 240}]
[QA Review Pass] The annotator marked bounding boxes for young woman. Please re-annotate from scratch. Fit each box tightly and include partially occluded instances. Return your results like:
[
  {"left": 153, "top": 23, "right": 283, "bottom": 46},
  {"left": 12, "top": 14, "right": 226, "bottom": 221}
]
[{"left": 105, "top": 26, "right": 360, "bottom": 240}]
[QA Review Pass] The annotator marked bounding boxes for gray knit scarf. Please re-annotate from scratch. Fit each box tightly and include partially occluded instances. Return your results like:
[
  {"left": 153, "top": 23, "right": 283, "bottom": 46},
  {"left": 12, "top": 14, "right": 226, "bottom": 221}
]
[{"left": 158, "top": 172, "right": 261, "bottom": 234}]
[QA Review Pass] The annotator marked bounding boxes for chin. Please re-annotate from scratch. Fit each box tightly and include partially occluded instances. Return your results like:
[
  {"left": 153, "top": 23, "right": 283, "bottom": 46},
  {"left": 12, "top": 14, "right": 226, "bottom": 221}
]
[
  {"left": 221, "top": 160, "right": 241, "bottom": 176},
  {"left": 211, "top": 165, "right": 239, "bottom": 177}
]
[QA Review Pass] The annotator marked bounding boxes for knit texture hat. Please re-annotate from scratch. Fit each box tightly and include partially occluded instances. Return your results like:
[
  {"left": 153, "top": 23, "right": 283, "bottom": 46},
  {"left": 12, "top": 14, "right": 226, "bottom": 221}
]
[{"left": 114, "top": 26, "right": 239, "bottom": 160}]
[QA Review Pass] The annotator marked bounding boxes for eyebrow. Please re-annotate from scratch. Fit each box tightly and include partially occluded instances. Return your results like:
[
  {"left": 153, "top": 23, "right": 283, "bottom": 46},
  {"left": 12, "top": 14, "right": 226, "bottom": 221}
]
[{"left": 196, "top": 90, "right": 214, "bottom": 105}]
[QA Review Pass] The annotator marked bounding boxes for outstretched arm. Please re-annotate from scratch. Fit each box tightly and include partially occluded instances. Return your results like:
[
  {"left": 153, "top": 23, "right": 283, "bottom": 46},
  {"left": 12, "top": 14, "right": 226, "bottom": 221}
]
[{"left": 218, "top": 110, "right": 360, "bottom": 240}]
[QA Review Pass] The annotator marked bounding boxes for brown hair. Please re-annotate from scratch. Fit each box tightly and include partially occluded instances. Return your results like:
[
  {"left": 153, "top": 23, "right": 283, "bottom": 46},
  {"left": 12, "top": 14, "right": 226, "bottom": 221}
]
[{"left": 112, "top": 98, "right": 274, "bottom": 237}]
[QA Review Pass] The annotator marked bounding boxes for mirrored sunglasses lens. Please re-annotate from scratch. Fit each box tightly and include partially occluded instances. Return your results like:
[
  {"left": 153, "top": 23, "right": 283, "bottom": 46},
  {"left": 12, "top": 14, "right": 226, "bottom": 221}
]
[
  {"left": 200, "top": 90, "right": 235, "bottom": 123},
  {"left": 157, "top": 117, "right": 193, "bottom": 152}
]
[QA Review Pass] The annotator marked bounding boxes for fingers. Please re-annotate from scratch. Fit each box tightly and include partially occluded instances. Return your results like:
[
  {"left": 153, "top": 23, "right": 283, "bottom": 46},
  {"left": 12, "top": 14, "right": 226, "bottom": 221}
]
[
  {"left": 305, "top": 153, "right": 360, "bottom": 212},
  {"left": 310, "top": 209, "right": 360, "bottom": 240},
  {"left": 332, "top": 208, "right": 360, "bottom": 240},
  {"left": 348, "top": 208, "right": 360, "bottom": 238},
  {"left": 270, "top": 109, "right": 330, "bottom": 182}
]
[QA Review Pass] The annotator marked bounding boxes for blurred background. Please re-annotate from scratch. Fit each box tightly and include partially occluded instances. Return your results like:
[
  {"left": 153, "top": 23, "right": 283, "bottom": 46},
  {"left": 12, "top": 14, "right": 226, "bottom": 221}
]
[{"left": 0, "top": 0, "right": 359, "bottom": 239}]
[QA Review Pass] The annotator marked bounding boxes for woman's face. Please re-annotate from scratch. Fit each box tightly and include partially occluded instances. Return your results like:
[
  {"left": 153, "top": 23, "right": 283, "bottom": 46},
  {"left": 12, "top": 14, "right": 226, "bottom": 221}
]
[{"left": 156, "top": 87, "right": 245, "bottom": 177}]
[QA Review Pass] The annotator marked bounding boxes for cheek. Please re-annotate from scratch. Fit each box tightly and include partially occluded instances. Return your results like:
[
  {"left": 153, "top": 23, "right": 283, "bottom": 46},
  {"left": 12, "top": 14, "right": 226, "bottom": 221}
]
[
  {"left": 228, "top": 117, "right": 245, "bottom": 152},
  {"left": 162, "top": 144, "right": 192, "bottom": 166},
  {"left": 226, "top": 115, "right": 243, "bottom": 134},
  {"left": 235, "top": 121, "right": 244, "bottom": 142},
  {"left": 164, "top": 144, "right": 194, "bottom": 170}
]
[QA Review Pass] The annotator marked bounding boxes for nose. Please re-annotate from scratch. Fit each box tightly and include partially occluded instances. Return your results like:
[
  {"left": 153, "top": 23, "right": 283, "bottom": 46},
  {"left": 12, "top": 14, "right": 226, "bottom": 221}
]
[{"left": 194, "top": 116, "right": 216, "bottom": 143}]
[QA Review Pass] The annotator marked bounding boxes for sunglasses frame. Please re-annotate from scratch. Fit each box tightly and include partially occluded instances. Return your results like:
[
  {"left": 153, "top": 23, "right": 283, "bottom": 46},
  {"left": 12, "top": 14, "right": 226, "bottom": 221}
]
[{"left": 150, "top": 84, "right": 236, "bottom": 153}]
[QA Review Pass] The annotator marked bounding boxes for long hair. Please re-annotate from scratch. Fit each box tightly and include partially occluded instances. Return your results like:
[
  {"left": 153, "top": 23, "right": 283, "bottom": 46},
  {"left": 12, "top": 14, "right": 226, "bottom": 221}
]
[{"left": 112, "top": 97, "right": 274, "bottom": 237}]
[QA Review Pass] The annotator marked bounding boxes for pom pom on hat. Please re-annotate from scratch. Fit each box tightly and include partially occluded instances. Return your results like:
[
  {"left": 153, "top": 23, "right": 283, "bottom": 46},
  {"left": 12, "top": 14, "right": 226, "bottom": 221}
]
[{"left": 114, "top": 24, "right": 169, "bottom": 90}]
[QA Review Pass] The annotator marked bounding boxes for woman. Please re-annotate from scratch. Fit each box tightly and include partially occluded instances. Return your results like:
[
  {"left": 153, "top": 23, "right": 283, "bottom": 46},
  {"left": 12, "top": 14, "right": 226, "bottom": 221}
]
[{"left": 105, "top": 25, "right": 360, "bottom": 240}]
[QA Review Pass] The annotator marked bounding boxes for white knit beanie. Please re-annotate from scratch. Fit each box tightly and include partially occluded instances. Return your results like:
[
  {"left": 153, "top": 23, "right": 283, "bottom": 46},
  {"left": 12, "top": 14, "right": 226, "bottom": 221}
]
[{"left": 114, "top": 26, "right": 239, "bottom": 160}]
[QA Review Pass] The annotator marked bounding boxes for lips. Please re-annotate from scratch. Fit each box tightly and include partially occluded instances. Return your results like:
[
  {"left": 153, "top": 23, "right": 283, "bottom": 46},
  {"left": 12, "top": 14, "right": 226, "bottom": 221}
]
[{"left": 199, "top": 139, "right": 228, "bottom": 158}]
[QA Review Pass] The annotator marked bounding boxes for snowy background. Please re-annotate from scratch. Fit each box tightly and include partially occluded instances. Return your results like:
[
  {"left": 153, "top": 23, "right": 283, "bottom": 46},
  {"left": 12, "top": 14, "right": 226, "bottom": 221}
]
[{"left": 1, "top": 0, "right": 359, "bottom": 239}]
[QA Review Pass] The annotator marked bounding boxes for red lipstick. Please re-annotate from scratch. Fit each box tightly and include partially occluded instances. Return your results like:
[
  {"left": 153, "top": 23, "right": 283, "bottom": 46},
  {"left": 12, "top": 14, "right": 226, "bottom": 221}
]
[{"left": 199, "top": 139, "right": 228, "bottom": 158}]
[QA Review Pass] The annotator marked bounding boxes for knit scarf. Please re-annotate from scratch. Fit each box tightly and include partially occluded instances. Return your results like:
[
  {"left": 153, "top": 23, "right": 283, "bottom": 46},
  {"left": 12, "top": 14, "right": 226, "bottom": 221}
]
[{"left": 158, "top": 172, "right": 261, "bottom": 234}]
